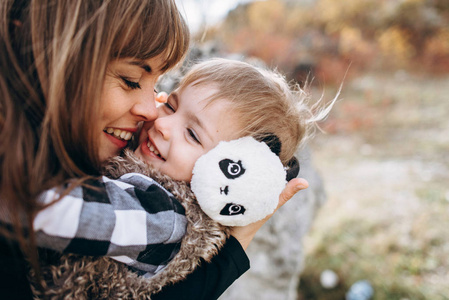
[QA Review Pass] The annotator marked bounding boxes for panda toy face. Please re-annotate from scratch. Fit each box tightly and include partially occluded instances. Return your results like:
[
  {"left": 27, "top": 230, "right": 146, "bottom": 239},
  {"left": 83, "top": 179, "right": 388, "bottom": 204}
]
[{"left": 191, "top": 137, "right": 287, "bottom": 226}]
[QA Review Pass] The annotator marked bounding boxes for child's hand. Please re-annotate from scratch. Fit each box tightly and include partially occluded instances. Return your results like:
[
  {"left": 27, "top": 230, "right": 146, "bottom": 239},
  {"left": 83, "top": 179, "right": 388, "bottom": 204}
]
[{"left": 230, "top": 177, "right": 309, "bottom": 250}]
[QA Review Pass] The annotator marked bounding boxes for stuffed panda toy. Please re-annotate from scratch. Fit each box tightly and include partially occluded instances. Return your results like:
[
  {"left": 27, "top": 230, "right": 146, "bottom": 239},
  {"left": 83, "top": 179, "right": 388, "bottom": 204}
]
[{"left": 191, "top": 136, "right": 296, "bottom": 226}]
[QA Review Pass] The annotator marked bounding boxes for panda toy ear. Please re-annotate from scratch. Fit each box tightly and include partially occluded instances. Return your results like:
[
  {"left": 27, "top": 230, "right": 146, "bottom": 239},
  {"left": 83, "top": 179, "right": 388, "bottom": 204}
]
[
  {"left": 258, "top": 134, "right": 282, "bottom": 157},
  {"left": 285, "top": 156, "right": 300, "bottom": 181},
  {"left": 191, "top": 136, "right": 287, "bottom": 226},
  {"left": 257, "top": 134, "right": 300, "bottom": 181}
]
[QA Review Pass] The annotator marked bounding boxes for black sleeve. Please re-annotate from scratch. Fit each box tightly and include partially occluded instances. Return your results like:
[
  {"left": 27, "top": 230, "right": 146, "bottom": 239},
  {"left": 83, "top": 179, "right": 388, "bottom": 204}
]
[
  {"left": 151, "top": 236, "right": 250, "bottom": 300},
  {"left": 0, "top": 236, "right": 33, "bottom": 299}
]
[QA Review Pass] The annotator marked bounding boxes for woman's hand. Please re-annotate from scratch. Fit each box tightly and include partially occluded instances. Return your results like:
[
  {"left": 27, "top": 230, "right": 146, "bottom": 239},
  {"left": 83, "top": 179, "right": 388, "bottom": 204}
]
[{"left": 230, "top": 177, "right": 309, "bottom": 250}]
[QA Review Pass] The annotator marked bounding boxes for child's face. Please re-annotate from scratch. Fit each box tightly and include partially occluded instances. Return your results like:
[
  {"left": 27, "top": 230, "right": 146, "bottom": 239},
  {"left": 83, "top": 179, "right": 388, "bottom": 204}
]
[{"left": 134, "top": 83, "right": 240, "bottom": 181}]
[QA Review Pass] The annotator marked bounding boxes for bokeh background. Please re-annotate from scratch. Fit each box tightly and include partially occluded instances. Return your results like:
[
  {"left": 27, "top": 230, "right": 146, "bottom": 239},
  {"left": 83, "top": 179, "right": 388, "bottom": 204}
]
[{"left": 175, "top": 1, "right": 449, "bottom": 299}]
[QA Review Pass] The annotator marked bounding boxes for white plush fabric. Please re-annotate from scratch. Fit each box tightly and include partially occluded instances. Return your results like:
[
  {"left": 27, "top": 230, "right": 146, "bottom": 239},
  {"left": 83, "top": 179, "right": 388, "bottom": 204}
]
[{"left": 191, "top": 137, "right": 286, "bottom": 226}]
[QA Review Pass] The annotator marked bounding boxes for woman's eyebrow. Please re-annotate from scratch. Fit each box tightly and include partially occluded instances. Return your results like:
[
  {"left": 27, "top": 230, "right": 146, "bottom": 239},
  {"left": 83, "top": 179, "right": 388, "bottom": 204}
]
[{"left": 128, "top": 60, "right": 153, "bottom": 73}]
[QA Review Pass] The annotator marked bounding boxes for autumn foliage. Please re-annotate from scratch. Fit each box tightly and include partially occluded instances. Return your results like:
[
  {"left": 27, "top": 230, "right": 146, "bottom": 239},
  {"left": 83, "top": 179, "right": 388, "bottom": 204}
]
[{"left": 200, "top": 0, "right": 449, "bottom": 84}]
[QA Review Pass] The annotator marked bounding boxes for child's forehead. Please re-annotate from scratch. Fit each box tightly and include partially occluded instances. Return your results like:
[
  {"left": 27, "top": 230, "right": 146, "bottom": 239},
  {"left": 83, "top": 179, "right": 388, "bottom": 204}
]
[
  {"left": 181, "top": 79, "right": 216, "bottom": 91},
  {"left": 179, "top": 81, "right": 227, "bottom": 104},
  {"left": 175, "top": 83, "right": 237, "bottom": 124}
]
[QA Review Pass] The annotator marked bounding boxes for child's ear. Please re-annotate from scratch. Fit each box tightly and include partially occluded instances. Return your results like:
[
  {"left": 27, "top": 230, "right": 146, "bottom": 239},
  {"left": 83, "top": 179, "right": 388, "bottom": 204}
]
[{"left": 285, "top": 156, "right": 300, "bottom": 181}]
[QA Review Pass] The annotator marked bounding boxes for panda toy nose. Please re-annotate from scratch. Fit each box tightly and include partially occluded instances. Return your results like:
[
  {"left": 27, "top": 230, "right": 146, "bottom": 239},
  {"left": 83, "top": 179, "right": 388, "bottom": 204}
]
[{"left": 220, "top": 185, "right": 229, "bottom": 195}]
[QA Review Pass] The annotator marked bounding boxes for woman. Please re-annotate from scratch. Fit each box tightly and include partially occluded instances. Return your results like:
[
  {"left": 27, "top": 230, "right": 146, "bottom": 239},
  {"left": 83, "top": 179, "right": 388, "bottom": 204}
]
[{"left": 0, "top": 0, "right": 306, "bottom": 298}]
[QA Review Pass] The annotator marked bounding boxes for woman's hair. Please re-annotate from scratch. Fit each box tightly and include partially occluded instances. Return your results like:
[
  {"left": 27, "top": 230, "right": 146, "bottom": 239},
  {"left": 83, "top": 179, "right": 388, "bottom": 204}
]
[
  {"left": 179, "top": 58, "right": 333, "bottom": 165},
  {"left": 0, "top": 0, "right": 189, "bottom": 263}
]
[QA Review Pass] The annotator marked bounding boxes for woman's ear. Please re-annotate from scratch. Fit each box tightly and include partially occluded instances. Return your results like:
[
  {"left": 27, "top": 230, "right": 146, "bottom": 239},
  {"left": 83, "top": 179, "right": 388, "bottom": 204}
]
[{"left": 285, "top": 156, "right": 300, "bottom": 181}]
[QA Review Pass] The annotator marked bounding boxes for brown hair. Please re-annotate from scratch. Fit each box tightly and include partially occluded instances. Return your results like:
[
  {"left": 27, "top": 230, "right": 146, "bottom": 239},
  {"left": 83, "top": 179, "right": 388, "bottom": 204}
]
[
  {"left": 178, "top": 58, "right": 332, "bottom": 165},
  {"left": 0, "top": 0, "right": 189, "bottom": 281}
]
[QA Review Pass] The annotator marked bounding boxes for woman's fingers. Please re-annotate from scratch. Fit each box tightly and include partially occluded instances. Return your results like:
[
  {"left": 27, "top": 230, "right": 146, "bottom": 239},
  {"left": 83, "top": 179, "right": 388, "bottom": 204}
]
[
  {"left": 277, "top": 177, "right": 309, "bottom": 208},
  {"left": 230, "top": 178, "right": 309, "bottom": 250}
]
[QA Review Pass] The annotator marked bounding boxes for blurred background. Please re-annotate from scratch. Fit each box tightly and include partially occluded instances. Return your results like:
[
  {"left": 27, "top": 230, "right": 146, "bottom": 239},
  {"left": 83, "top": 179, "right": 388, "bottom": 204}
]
[{"left": 175, "top": 0, "right": 449, "bottom": 299}]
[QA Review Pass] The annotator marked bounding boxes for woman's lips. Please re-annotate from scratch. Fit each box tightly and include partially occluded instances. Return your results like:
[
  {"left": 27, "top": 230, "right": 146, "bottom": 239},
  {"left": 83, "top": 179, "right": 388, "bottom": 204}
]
[
  {"left": 104, "top": 131, "right": 128, "bottom": 148},
  {"left": 103, "top": 127, "right": 136, "bottom": 149},
  {"left": 104, "top": 127, "right": 134, "bottom": 140}
]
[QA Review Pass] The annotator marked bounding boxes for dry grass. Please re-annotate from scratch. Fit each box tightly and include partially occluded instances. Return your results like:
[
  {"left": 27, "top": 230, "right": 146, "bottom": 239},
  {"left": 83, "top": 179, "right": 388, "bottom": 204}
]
[{"left": 298, "top": 71, "right": 449, "bottom": 299}]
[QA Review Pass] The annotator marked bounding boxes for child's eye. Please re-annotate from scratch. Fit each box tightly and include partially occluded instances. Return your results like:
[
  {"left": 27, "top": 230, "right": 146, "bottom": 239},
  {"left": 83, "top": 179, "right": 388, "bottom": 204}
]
[
  {"left": 164, "top": 102, "right": 175, "bottom": 112},
  {"left": 188, "top": 128, "right": 201, "bottom": 145},
  {"left": 120, "top": 76, "right": 141, "bottom": 90}
]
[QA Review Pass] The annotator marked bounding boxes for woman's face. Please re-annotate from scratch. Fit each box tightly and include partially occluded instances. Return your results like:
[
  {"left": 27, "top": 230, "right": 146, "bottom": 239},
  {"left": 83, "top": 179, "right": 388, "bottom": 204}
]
[
  {"left": 97, "top": 56, "right": 165, "bottom": 162},
  {"left": 134, "top": 83, "right": 240, "bottom": 181}
]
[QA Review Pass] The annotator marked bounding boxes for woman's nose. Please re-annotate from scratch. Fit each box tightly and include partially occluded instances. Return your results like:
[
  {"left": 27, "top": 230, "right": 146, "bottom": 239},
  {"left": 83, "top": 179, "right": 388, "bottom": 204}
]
[{"left": 131, "top": 90, "right": 159, "bottom": 121}]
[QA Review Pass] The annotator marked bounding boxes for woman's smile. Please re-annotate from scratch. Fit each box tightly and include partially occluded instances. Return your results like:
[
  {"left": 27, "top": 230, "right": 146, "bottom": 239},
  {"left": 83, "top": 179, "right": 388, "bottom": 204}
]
[
  {"left": 103, "top": 127, "right": 137, "bottom": 149},
  {"left": 97, "top": 57, "right": 164, "bottom": 162},
  {"left": 104, "top": 127, "right": 134, "bottom": 141}
]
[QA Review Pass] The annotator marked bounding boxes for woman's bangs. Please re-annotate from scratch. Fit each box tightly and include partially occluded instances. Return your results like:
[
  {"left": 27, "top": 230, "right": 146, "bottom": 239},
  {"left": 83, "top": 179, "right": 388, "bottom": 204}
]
[{"left": 116, "top": 1, "right": 189, "bottom": 71}]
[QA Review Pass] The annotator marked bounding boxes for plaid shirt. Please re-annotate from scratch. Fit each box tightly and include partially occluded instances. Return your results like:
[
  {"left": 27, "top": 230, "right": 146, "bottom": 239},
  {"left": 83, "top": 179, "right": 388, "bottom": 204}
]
[{"left": 34, "top": 173, "right": 187, "bottom": 274}]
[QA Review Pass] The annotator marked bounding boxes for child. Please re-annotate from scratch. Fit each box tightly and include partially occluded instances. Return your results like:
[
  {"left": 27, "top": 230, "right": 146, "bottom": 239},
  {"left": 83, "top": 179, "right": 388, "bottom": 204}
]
[{"left": 35, "top": 58, "right": 330, "bottom": 298}]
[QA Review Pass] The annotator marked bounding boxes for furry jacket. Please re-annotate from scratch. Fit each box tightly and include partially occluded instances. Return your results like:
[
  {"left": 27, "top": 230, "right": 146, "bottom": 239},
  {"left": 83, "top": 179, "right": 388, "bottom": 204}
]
[{"left": 32, "top": 151, "right": 230, "bottom": 299}]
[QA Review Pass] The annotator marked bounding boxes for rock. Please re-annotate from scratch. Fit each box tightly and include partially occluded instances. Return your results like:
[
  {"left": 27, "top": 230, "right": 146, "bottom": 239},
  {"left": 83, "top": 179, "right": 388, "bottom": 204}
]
[
  {"left": 320, "top": 269, "right": 339, "bottom": 289},
  {"left": 346, "top": 280, "right": 374, "bottom": 300}
]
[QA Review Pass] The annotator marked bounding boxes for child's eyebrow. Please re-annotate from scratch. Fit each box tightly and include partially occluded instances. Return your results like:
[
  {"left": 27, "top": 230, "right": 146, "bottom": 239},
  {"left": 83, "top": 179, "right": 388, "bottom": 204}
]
[{"left": 189, "top": 111, "right": 214, "bottom": 143}]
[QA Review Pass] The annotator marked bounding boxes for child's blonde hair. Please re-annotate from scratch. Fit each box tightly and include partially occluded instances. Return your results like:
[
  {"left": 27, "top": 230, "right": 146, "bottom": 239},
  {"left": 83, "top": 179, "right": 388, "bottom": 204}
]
[{"left": 179, "top": 58, "right": 331, "bottom": 165}]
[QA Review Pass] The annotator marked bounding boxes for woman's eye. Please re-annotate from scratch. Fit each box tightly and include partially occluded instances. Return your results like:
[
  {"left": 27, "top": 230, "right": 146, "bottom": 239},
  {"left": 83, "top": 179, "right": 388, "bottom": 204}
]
[
  {"left": 120, "top": 77, "right": 141, "bottom": 90},
  {"left": 188, "top": 129, "right": 201, "bottom": 144}
]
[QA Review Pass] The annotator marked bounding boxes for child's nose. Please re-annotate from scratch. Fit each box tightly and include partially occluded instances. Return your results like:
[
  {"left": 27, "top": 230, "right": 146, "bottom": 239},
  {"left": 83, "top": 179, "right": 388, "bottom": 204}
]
[{"left": 153, "top": 116, "right": 171, "bottom": 140}]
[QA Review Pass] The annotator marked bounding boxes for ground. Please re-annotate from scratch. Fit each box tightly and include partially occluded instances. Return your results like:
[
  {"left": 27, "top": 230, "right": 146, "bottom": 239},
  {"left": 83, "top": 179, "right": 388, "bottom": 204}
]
[{"left": 297, "top": 71, "right": 449, "bottom": 300}]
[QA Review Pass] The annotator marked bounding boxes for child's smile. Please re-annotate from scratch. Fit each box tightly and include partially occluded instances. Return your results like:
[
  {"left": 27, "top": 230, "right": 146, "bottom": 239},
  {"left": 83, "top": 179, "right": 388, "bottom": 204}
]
[{"left": 142, "top": 136, "right": 165, "bottom": 161}]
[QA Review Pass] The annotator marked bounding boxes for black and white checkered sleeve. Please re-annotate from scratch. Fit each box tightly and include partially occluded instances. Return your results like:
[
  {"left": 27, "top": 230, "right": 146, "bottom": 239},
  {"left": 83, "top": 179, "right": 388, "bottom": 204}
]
[{"left": 34, "top": 173, "right": 187, "bottom": 273}]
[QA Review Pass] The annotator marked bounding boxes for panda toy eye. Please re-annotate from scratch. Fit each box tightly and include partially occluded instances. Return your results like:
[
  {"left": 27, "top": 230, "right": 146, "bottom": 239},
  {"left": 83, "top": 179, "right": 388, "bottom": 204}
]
[
  {"left": 220, "top": 203, "right": 246, "bottom": 216},
  {"left": 219, "top": 159, "right": 246, "bottom": 179}
]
